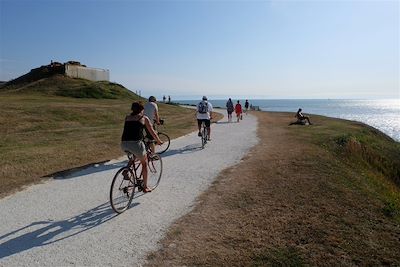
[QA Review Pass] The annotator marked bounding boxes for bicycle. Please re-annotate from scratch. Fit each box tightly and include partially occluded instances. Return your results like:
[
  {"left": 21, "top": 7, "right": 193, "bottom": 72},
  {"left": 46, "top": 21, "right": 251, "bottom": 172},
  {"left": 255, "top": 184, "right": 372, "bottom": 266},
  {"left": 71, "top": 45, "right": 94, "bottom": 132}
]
[
  {"left": 200, "top": 121, "right": 208, "bottom": 149},
  {"left": 109, "top": 141, "right": 163, "bottom": 214},
  {"left": 148, "top": 119, "right": 170, "bottom": 154}
]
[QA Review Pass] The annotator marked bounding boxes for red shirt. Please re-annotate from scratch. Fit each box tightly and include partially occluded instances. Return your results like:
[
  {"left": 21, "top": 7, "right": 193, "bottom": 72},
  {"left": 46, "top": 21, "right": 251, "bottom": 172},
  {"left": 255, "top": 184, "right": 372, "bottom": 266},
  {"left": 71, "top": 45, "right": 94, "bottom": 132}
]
[{"left": 235, "top": 103, "right": 242, "bottom": 114}]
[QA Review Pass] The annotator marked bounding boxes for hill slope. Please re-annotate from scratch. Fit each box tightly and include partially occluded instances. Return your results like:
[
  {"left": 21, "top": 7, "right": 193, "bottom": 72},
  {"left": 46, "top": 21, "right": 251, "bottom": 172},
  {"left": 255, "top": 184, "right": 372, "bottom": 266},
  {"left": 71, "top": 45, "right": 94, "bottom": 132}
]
[{"left": 1, "top": 73, "right": 140, "bottom": 100}]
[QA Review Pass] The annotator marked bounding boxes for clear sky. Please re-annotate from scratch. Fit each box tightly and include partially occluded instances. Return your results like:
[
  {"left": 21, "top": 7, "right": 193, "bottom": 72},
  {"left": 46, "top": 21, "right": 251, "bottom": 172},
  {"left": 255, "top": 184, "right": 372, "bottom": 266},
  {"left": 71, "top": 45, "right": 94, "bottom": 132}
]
[{"left": 0, "top": 0, "right": 399, "bottom": 100}]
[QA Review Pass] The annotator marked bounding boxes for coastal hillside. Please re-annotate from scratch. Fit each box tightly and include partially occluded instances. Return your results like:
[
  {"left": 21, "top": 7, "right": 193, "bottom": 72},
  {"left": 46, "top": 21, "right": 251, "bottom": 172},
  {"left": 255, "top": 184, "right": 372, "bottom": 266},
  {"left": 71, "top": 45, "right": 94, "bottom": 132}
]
[
  {"left": 1, "top": 65, "right": 139, "bottom": 100},
  {"left": 147, "top": 112, "right": 400, "bottom": 266},
  {"left": 0, "top": 94, "right": 208, "bottom": 198},
  {"left": 0, "top": 62, "right": 226, "bottom": 198}
]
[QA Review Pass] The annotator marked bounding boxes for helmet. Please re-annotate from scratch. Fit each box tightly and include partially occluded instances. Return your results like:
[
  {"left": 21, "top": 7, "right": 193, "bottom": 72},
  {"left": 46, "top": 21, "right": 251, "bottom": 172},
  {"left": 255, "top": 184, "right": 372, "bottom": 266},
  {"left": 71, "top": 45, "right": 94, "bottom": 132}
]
[
  {"left": 202, "top": 96, "right": 207, "bottom": 100},
  {"left": 149, "top": 96, "right": 156, "bottom": 102}
]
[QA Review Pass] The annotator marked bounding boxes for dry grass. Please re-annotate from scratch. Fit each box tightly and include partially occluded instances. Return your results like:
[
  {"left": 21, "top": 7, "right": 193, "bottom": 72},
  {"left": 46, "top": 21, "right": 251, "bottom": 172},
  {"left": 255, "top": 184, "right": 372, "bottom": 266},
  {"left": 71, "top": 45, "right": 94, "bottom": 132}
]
[
  {"left": 0, "top": 94, "right": 222, "bottom": 198},
  {"left": 146, "top": 111, "right": 400, "bottom": 266}
]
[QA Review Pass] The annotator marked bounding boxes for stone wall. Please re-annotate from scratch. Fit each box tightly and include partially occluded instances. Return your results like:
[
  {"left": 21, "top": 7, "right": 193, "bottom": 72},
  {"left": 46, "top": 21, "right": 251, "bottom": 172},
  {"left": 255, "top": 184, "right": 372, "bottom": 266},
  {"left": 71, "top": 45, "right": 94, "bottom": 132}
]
[{"left": 65, "top": 64, "right": 109, "bottom": 82}]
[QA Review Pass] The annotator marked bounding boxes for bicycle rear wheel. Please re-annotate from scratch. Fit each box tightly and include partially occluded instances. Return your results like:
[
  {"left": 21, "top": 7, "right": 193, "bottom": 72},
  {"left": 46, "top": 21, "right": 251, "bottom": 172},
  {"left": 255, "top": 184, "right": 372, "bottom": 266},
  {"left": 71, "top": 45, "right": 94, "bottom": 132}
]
[
  {"left": 156, "top": 132, "right": 170, "bottom": 154},
  {"left": 147, "top": 153, "right": 163, "bottom": 190},
  {"left": 201, "top": 127, "right": 207, "bottom": 149},
  {"left": 110, "top": 167, "right": 135, "bottom": 213}
]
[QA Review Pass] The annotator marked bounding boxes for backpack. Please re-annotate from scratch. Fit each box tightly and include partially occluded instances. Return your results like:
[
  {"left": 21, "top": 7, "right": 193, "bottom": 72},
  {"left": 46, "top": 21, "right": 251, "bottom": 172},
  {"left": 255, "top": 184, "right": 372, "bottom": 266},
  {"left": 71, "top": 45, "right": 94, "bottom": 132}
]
[
  {"left": 198, "top": 101, "right": 208, "bottom": 114},
  {"left": 227, "top": 101, "right": 234, "bottom": 112}
]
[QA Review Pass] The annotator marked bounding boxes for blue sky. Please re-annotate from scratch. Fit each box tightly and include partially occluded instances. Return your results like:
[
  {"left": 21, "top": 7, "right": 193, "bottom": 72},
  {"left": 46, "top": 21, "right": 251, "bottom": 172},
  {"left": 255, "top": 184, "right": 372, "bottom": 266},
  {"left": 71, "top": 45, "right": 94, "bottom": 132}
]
[{"left": 0, "top": 0, "right": 399, "bottom": 100}]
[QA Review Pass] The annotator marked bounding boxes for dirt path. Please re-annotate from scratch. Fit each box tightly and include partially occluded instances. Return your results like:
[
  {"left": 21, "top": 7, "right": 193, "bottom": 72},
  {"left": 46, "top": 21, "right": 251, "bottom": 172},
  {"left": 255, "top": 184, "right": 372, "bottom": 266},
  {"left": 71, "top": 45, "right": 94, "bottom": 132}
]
[{"left": 146, "top": 111, "right": 400, "bottom": 266}]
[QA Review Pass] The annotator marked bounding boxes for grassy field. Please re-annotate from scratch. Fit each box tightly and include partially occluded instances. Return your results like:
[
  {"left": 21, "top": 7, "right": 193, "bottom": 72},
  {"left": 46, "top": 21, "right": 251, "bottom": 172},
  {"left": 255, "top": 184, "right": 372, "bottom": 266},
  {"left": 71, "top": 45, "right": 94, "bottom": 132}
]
[
  {"left": 0, "top": 93, "right": 218, "bottom": 198},
  {"left": 146, "top": 111, "right": 400, "bottom": 266}
]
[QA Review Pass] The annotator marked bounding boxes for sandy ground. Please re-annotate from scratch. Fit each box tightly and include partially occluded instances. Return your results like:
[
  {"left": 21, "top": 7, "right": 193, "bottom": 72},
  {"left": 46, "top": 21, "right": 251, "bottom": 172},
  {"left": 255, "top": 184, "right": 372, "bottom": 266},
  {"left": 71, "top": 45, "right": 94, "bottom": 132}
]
[{"left": 0, "top": 109, "right": 258, "bottom": 266}]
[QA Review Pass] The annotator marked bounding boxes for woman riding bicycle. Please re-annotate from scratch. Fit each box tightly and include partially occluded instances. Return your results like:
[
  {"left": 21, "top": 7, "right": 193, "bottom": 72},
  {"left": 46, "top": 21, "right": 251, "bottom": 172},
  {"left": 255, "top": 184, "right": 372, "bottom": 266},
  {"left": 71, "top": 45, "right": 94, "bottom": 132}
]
[{"left": 121, "top": 102, "right": 163, "bottom": 193}]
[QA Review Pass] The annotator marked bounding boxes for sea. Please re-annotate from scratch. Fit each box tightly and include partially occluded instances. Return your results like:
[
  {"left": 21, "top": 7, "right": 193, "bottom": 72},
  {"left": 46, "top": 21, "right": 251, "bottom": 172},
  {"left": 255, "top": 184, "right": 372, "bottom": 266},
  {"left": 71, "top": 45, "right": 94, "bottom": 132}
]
[{"left": 176, "top": 99, "right": 400, "bottom": 142}]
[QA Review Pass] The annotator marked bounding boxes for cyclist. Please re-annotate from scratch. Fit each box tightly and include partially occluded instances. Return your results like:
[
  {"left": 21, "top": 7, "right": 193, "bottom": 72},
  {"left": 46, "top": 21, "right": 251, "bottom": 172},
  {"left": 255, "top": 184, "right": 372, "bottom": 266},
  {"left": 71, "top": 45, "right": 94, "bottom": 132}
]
[
  {"left": 144, "top": 96, "right": 161, "bottom": 153},
  {"left": 121, "top": 102, "right": 163, "bottom": 193},
  {"left": 196, "top": 96, "right": 213, "bottom": 140}
]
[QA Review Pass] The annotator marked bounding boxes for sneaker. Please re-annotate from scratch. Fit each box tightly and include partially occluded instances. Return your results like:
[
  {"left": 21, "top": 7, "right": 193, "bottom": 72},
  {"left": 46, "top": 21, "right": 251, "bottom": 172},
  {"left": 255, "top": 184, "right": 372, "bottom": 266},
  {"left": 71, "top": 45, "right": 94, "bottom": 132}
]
[{"left": 198, "top": 132, "right": 202, "bottom": 137}]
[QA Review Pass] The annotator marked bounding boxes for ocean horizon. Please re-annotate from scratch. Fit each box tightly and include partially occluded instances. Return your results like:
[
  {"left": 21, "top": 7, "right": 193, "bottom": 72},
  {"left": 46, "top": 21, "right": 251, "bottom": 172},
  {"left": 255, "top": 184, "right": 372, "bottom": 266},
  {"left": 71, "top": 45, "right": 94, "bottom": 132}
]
[{"left": 175, "top": 98, "right": 400, "bottom": 142}]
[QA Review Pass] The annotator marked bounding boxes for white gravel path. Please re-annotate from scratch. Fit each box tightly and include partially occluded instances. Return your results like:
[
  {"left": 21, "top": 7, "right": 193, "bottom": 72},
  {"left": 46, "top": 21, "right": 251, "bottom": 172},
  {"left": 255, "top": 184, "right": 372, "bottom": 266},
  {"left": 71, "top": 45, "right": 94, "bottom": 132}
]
[{"left": 0, "top": 109, "right": 258, "bottom": 267}]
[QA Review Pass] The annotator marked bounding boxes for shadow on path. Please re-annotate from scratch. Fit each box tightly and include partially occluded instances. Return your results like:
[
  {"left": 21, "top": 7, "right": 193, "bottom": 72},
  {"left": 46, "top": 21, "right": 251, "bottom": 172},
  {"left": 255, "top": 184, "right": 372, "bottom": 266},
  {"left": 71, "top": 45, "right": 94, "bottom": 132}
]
[
  {"left": 161, "top": 143, "right": 202, "bottom": 158},
  {"left": 50, "top": 161, "right": 127, "bottom": 180},
  {"left": 48, "top": 135, "right": 207, "bottom": 180},
  {"left": 0, "top": 202, "right": 126, "bottom": 259},
  {"left": 214, "top": 121, "right": 232, "bottom": 124}
]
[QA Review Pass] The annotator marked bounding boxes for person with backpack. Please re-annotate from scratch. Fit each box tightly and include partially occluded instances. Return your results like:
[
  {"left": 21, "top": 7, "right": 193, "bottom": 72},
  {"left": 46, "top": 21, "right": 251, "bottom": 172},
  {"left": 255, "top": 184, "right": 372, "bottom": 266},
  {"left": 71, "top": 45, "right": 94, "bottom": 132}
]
[
  {"left": 196, "top": 96, "right": 213, "bottom": 140},
  {"left": 226, "top": 98, "right": 234, "bottom": 122},
  {"left": 235, "top": 100, "right": 243, "bottom": 122}
]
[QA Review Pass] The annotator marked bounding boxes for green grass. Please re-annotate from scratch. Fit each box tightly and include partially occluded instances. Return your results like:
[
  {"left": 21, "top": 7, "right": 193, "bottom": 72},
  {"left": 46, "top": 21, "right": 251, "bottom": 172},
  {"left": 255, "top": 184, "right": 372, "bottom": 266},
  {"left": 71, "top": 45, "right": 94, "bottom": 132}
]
[
  {"left": 2, "top": 74, "right": 137, "bottom": 99},
  {"left": 288, "top": 115, "right": 400, "bottom": 221},
  {"left": 252, "top": 247, "right": 306, "bottom": 267}
]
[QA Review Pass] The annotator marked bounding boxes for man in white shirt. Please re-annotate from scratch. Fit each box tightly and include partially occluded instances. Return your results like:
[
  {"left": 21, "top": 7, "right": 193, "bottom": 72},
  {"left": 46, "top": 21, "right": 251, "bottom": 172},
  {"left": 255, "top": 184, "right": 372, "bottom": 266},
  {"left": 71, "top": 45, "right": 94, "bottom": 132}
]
[
  {"left": 144, "top": 96, "right": 161, "bottom": 152},
  {"left": 196, "top": 96, "right": 213, "bottom": 140}
]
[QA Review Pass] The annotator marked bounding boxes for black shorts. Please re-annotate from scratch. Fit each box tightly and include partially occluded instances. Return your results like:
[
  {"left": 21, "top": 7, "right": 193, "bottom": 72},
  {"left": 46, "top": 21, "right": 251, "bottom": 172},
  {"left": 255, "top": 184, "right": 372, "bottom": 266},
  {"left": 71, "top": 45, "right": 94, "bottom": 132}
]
[{"left": 197, "top": 119, "right": 210, "bottom": 128}]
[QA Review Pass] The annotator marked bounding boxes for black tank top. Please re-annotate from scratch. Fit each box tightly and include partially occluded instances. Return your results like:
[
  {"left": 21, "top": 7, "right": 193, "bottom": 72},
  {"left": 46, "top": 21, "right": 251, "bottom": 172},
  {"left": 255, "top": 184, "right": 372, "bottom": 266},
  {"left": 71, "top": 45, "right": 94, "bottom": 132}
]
[{"left": 121, "top": 116, "right": 144, "bottom": 141}]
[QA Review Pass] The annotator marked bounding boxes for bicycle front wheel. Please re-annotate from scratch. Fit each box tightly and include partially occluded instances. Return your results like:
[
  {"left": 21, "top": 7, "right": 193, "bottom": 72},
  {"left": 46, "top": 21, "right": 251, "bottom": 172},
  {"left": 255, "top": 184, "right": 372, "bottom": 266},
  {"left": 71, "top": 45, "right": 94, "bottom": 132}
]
[
  {"left": 110, "top": 167, "right": 135, "bottom": 213},
  {"left": 201, "top": 128, "right": 207, "bottom": 149},
  {"left": 156, "top": 132, "right": 170, "bottom": 154},
  {"left": 147, "top": 153, "right": 163, "bottom": 190}
]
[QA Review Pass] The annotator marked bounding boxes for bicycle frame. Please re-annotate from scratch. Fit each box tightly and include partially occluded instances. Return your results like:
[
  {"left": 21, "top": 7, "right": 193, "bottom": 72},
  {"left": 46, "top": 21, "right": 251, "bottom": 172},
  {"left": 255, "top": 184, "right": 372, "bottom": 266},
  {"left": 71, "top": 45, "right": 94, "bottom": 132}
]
[
  {"left": 126, "top": 153, "right": 145, "bottom": 189},
  {"left": 110, "top": 141, "right": 163, "bottom": 213},
  {"left": 127, "top": 143, "right": 161, "bottom": 186}
]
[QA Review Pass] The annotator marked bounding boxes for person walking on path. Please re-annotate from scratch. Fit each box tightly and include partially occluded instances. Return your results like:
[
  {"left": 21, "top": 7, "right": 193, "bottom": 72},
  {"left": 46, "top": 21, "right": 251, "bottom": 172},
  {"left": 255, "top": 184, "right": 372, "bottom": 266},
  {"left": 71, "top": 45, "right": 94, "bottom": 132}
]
[
  {"left": 235, "top": 100, "right": 242, "bottom": 123},
  {"left": 295, "top": 108, "right": 313, "bottom": 125},
  {"left": 144, "top": 96, "right": 161, "bottom": 152},
  {"left": 244, "top": 100, "right": 250, "bottom": 114},
  {"left": 196, "top": 96, "right": 213, "bottom": 140},
  {"left": 121, "top": 102, "right": 163, "bottom": 193},
  {"left": 226, "top": 98, "right": 234, "bottom": 122}
]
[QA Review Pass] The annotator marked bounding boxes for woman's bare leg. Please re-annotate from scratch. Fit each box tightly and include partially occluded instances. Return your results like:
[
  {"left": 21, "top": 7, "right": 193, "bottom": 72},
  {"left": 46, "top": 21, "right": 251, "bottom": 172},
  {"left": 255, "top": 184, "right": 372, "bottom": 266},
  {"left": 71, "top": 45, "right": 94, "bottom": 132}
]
[{"left": 140, "top": 157, "right": 151, "bottom": 191}]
